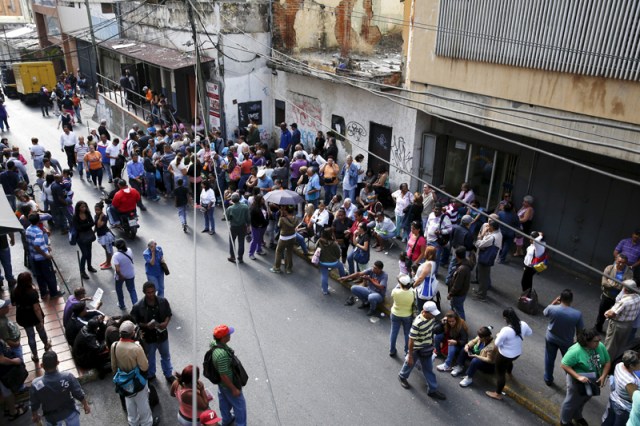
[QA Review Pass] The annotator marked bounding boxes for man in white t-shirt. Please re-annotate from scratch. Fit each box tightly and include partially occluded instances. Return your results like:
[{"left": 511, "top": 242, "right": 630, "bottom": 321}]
[
  {"left": 105, "top": 138, "right": 122, "bottom": 181},
  {"left": 112, "top": 239, "right": 138, "bottom": 310},
  {"left": 29, "top": 138, "right": 46, "bottom": 170}
]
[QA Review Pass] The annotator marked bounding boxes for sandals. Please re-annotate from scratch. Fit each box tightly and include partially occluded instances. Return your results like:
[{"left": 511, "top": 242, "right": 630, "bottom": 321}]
[{"left": 8, "top": 404, "right": 28, "bottom": 420}]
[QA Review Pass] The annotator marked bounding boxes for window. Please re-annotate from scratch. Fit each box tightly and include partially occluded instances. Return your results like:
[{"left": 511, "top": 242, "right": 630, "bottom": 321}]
[
  {"left": 101, "top": 3, "right": 114, "bottom": 14},
  {"left": 275, "top": 100, "right": 285, "bottom": 126}
]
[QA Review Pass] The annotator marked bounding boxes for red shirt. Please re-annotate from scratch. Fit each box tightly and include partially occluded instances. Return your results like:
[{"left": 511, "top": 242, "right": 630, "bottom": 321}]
[
  {"left": 240, "top": 159, "right": 253, "bottom": 175},
  {"left": 348, "top": 218, "right": 368, "bottom": 235},
  {"left": 112, "top": 187, "right": 141, "bottom": 212}
]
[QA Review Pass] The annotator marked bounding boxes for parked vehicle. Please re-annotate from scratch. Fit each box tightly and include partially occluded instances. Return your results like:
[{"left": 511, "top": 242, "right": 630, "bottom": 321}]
[{"left": 12, "top": 61, "right": 57, "bottom": 104}]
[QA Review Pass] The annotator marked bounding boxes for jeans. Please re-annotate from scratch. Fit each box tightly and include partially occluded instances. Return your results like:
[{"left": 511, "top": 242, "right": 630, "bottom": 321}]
[
  {"left": 146, "top": 273, "right": 165, "bottom": 298},
  {"left": 394, "top": 214, "right": 405, "bottom": 238},
  {"left": 129, "top": 179, "right": 146, "bottom": 209},
  {"left": 249, "top": 227, "right": 266, "bottom": 256},
  {"left": 399, "top": 348, "right": 438, "bottom": 392},
  {"left": 544, "top": 337, "right": 569, "bottom": 383},
  {"left": 306, "top": 197, "right": 319, "bottom": 209},
  {"left": 602, "top": 398, "right": 631, "bottom": 426},
  {"left": 428, "top": 242, "right": 442, "bottom": 275},
  {"left": 456, "top": 350, "right": 494, "bottom": 378},
  {"left": 146, "top": 338, "right": 173, "bottom": 378},
  {"left": 45, "top": 409, "right": 80, "bottom": 426},
  {"left": 449, "top": 295, "right": 466, "bottom": 321},
  {"left": 177, "top": 206, "right": 187, "bottom": 226},
  {"left": 25, "top": 324, "right": 48, "bottom": 359},
  {"left": 0, "top": 247, "right": 14, "bottom": 283},
  {"left": 229, "top": 225, "right": 246, "bottom": 260},
  {"left": 499, "top": 236, "right": 514, "bottom": 263},
  {"left": 32, "top": 258, "right": 58, "bottom": 297},
  {"left": 162, "top": 170, "right": 173, "bottom": 194},
  {"left": 77, "top": 240, "right": 93, "bottom": 273},
  {"left": 389, "top": 314, "right": 413, "bottom": 355},
  {"left": 434, "top": 334, "right": 460, "bottom": 367},
  {"left": 203, "top": 207, "right": 215, "bottom": 232},
  {"left": 343, "top": 187, "right": 356, "bottom": 203},
  {"left": 346, "top": 249, "right": 368, "bottom": 275},
  {"left": 103, "top": 163, "right": 113, "bottom": 182},
  {"left": 88, "top": 167, "right": 103, "bottom": 186},
  {"left": 295, "top": 233, "right": 309, "bottom": 255},
  {"left": 350, "top": 286, "right": 384, "bottom": 312},
  {"left": 324, "top": 184, "right": 337, "bottom": 204},
  {"left": 144, "top": 172, "right": 157, "bottom": 198},
  {"left": 218, "top": 385, "right": 247, "bottom": 426},
  {"left": 115, "top": 277, "right": 137, "bottom": 309},
  {"left": 53, "top": 204, "right": 72, "bottom": 230},
  {"left": 319, "top": 260, "right": 345, "bottom": 293},
  {"left": 76, "top": 161, "right": 84, "bottom": 178},
  {"left": 34, "top": 158, "right": 44, "bottom": 171}
]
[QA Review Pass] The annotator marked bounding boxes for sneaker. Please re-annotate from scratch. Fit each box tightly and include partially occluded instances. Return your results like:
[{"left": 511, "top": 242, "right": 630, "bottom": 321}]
[
  {"left": 100, "top": 263, "right": 112, "bottom": 270},
  {"left": 451, "top": 366, "right": 464, "bottom": 377},
  {"left": 459, "top": 376, "right": 473, "bottom": 387},
  {"left": 436, "top": 363, "right": 452, "bottom": 372},
  {"left": 427, "top": 390, "right": 447, "bottom": 400},
  {"left": 249, "top": 255, "right": 257, "bottom": 260},
  {"left": 183, "top": 224, "right": 188, "bottom": 233},
  {"left": 285, "top": 269, "right": 292, "bottom": 274},
  {"left": 398, "top": 375, "right": 411, "bottom": 389},
  {"left": 269, "top": 267, "right": 282, "bottom": 274}
]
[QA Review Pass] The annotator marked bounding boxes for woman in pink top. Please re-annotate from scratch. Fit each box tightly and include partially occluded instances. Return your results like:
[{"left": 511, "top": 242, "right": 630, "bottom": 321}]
[{"left": 170, "top": 365, "right": 214, "bottom": 425}]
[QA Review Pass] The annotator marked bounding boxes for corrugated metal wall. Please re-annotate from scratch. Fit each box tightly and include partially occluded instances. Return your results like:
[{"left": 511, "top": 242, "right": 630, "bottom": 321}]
[{"left": 436, "top": 0, "right": 640, "bottom": 81}]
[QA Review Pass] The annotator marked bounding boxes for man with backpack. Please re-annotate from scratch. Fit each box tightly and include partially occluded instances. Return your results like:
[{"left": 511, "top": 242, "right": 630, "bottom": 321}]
[{"left": 206, "top": 324, "right": 247, "bottom": 426}]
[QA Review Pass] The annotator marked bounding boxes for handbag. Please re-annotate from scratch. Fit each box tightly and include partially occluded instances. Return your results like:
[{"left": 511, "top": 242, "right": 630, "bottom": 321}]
[
  {"left": 229, "top": 165, "right": 241, "bottom": 181},
  {"left": 311, "top": 247, "right": 321, "bottom": 265},
  {"left": 160, "top": 260, "right": 170, "bottom": 276},
  {"left": 478, "top": 237, "right": 499, "bottom": 266},
  {"left": 353, "top": 247, "right": 370, "bottom": 264},
  {"left": 532, "top": 252, "right": 548, "bottom": 273},
  {"left": 517, "top": 288, "right": 539, "bottom": 315},
  {"left": 78, "top": 230, "right": 96, "bottom": 243},
  {"left": 295, "top": 184, "right": 305, "bottom": 195},
  {"left": 436, "top": 215, "right": 450, "bottom": 246}
]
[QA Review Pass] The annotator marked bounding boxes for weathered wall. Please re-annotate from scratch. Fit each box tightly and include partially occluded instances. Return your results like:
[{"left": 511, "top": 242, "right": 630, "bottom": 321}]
[
  {"left": 272, "top": 71, "right": 419, "bottom": 189},
  {"left": 94, "top": 94, "right": 147, "bottom": 140},
  {"left": 409, "top": 0, "right": 640, "bottom": 127},
  {"left": 272, "top": 0, "right": 404, "bottom": 55}
]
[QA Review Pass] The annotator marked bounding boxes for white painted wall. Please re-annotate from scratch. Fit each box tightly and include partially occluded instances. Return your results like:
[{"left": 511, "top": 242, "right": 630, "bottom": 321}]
[{"left": 271, "top": 71, "right": 418, "bottom": 189}]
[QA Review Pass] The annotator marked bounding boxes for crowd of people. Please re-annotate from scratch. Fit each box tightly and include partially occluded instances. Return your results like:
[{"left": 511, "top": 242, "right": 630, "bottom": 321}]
[{"left": 0, "top": 94, "right": 639, "bottom": 425}]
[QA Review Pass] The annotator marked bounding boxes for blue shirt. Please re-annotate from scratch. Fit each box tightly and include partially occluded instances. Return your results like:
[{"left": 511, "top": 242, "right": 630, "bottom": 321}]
[
  {"left": 305, "top": 174, "right": 321, "bottom": 201},
  {"left": 97, "top": 144, "right": 110, "bottom": 165},
  {"left": 25, "top": 225, "right": 48, "bottom": 261},
  {"left": 126, "top": 159, "right": 144, "bottom": 179},
  {"left": 257, "top": 176, "right": 273, "bottom": 191},
  {"left": 543, "top": 304, "right": 584, "bottom": 346},
  {"left": 362, "top": 268, "right": 388, "bottom": 296},
  {"left": 143, "top": 246, "right": 164, "bottom": 276},
  {"left": 291, "top": 128, "right": 301, "bottom": 146},
  {"left": 279, "top": 130, "right": 292, "bottom": 150}
]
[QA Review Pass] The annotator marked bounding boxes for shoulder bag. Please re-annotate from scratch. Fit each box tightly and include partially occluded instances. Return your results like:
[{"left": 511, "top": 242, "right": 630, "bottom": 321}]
[{"left": 478, "top": 237, "right": 499, "bottom": 266}]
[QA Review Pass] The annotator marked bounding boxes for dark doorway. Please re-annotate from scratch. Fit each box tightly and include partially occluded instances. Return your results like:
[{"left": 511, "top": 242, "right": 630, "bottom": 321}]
[
  {"left": 368, "top": 122, "right": 392, "bottom": 174},
  {"left": 275, "top": 99, "right": 285, "bottom": 125}
]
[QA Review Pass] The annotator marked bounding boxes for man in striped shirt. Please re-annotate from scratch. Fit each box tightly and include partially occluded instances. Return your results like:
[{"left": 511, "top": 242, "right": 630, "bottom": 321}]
[
  {"left": 25, "top": 214, "right": 62, "bottom": 299},
  {"left": 398, "top": 301, "right": 447, "bottom": 400}
]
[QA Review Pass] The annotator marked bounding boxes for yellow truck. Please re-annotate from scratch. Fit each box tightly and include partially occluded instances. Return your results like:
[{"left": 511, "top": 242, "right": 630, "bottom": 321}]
[{"left": 12, "top": 61, "right": 57, "bottom": 104}]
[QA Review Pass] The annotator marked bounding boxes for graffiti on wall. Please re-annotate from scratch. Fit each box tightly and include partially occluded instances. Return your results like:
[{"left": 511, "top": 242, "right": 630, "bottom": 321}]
[
  {"left": 391, "top": 135, "right": 413, "bottom": 174},
  {"left": 289, "top": 92, "right": 322, "bottom": 150},
  {"left": 346, "top": 121, "right": 367, "bottom": 144}
]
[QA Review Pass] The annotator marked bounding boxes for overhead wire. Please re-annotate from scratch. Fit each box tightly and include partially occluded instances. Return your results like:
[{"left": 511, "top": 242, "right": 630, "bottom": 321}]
[
  {"left": 218, "top": 31, "right": 640, "bottom": 189},
  {"left": 188, "top": 2, "right": 283, "bottom": 424}
]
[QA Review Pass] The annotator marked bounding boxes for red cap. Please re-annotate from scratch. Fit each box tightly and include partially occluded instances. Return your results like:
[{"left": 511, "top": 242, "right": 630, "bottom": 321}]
[
  {"left": 213, "top": 324, "right": 234, "bottom": 340},
  {"left": 199, "top": 409, "right": 222, "bottom": 425}
]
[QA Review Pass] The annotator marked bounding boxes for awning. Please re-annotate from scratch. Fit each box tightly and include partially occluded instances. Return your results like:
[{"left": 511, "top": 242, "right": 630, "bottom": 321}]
[
  {"left": 0, "top": 192, "right": 22, "bottom": 235},
  {"left": 99, "top": 38, "right": 214, "bottom": 71}
]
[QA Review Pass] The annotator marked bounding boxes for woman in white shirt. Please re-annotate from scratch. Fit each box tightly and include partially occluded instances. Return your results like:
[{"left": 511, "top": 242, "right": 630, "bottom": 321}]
[
  {"left": 200, "top": 181, "right": 216, "bottom": 235},
  {"left": 486, "top": 307, "right": 533, "bottom": 400},
  {"left": 521, "top": 231, "right": 545, "bottom": 292},
  {"left": 311, "top": 202, "right": 330, "bottom": 237}
]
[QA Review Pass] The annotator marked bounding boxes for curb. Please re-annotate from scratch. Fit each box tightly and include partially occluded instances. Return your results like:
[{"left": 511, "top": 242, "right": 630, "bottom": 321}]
[{"left": 292, "top": 247, "right": 558, "bottom": 425}]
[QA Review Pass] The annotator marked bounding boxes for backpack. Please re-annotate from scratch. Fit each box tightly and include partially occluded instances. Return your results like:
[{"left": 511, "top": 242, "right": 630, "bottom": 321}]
[{"left": 203, "top": 344, "right": 249, "bottom": 389}]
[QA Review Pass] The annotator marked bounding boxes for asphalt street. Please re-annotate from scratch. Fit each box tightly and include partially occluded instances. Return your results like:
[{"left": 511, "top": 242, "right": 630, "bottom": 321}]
[{"left": 3, "top": 97, "right": 551, "bottom": 425}]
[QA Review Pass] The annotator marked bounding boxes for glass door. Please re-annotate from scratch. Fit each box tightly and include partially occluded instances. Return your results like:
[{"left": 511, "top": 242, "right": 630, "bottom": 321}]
[{"left": 443, "top": 138, "right": 470, "bottom": 200}]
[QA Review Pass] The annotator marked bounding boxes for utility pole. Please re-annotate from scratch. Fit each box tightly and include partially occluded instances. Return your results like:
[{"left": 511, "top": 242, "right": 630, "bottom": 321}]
[
  {"left": 84, "top": 0, "right": 102, "bottom": 96},
  {"left": 187, "top": 1, "right": 210, "bottom": 137}
]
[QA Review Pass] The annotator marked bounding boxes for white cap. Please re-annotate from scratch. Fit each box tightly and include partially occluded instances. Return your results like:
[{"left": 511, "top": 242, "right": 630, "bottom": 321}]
[
  {"left": 423, "top": 301, "right": 440, "bottom": 316},
  {"left": 398, "top": 274, "right": 412, "bottom": 286}
]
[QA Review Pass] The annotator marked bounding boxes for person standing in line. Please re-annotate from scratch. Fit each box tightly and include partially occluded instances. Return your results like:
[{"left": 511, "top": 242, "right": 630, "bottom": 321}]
[
  {"left": 447, "top": 247, "right": 471, "bottom": 321},
  {"left": 143, "top": 240, "right": 166, "bottom": 298},
  {"left": 473, "top": 220, "right": 502, "bottom": 301},
  {"left": 0, "top": 233, "right": 15, "bottom": 289},
  {"left": 389, "top": 275, "right": 415, "bottom": 358},
  {"left": 30, "top": 351, "right": 90, "bottom": 425},
  {"left": 97, "top": 134, "right": 113, "bottom": 183},
  {"left": 210, "top": 325, "right": 247, "bottom": 426},
  {"left": 59, "top": 125, "right": 78, "bottom": 170},
  {"left": 340, "top": 155, "right": 359, "bottom": 206},
  {"left": 112, "top": 239, "right": 138, "bottom": 310},
  {"left": 614, "top": 230, "right": 640, "bottom": 285},
  {"left": 604, "top": 280, "right": 640, "bottom": 361},
  {"left": 559, "top": 328, "right": 610, "bottom": 426},
  {"left": 542, "top": 289, "right": 584, "bottom": 386},
  {"left": 25, "top": 214, "right": 63, "bottom": 300},
  {"left": 596, "top": 254, "right": 633, "bottom": 333},
  {"left": 131, "top": 282, "right": 175, "bottom": 384},
  {"left": 601, "top": 350, "right": 640, "bottom": 425},
  {"left": 73, "top": 200, "right": 96, "bottom": 280},
  {"left": 29, "top": 137, "right": 46, "bottom": 171},
  {"left": 397, "top": 301, "right": 447, "bottom": 400},
  {"left": 270, "top": 206, "right": 298, "bottom": 274},
  {"left": 111, "top": 320, "right": 160, "bottom": 426},
  {"left": 12, "top": 272, "right": 51, "bottom": 364},
  {"left": 486, "top": 308, "right": 533, "bottom": 400},
  {"left": 226, "top": 193, "right": 250, "bottom": 264},
  {"left": 84, "top": 143, "right": 104, "bottom": 188},
  {"left": 521, "top": 231, "right": 545, "bottom": 292},
  {"left": 106, "top": 138, "right": 124, "bottom": 181},
  {"left": 200, "top": 181, "right": 217, "bottom": 235},
  {"left": 127, "top": 152, "right": 147, "bottom": 212},
  {"left": 248, "top": 194, "right": 268, "bottom": 260}
]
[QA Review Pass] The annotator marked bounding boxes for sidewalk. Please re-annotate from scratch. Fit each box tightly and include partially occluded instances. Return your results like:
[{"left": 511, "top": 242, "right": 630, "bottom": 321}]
[{"left": 294, "top": 234, "right": 609, "bottom": 425}]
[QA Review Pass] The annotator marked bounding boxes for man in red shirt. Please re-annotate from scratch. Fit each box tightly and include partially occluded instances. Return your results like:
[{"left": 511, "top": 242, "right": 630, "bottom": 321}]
[{"left": 109, "top": 179, "right": 141, "bottom": 224}]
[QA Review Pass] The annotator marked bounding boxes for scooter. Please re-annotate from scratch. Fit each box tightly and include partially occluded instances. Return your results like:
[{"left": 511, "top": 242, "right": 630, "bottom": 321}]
[{"left": 101, "top": 191, "right": 139, "bottom": 239}]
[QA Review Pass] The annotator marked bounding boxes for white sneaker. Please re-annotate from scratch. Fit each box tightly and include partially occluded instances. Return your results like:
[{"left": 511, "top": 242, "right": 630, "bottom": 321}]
[
  {"left": 459, "top": 376, "right": 473, "bottom": 387},
  {"left": 436, "top": 363, "right": 452, "bottom": 372},
  {"left": 451, "top": 366, "right": 464, "bottom": 377}
]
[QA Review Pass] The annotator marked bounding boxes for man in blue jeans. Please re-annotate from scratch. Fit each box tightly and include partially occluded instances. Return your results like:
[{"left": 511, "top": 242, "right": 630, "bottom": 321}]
[
  {"left": 341, "top": 260, "right": 388, "bottom": 316},
  {"left": 131, "top": 282, "right": 175, "bottom": 384},
  {"left": 542, "top": 289, "right": 584, "bottom": 386},
  {"left": 212, "top": 324, "right": 247, "bottom": 426},
  {"left": 398, "top": 301, "right": 447, "bottom": 400}
]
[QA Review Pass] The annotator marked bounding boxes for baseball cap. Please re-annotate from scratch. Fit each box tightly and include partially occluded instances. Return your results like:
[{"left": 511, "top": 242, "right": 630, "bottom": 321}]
[
  {"left": 200, "top": 409, "right": 222, "bottom": 425},
  {"left": 624, "top": 280, "right": 638, "bottom": 290},
  {"left": 398, "top": 274, "right": 412, "bottom": 286},
  {"left": 257, "top": 169, "right": 266, "bottom": 178},
  {"left": 42, "top": 351, "right": 58, "bottom": 369},
  {"left": 0, "top": 299, "right": 10, "bottom": 309},
  {"left": 120, "top": 320, "right": 136, "bottom": 336},
  {"left": 423, "top": 301, "right": 440, "bottom": 316},
  {"left": 460, "top": 215, "right": 473, "bottom": 225},
  {"left": 213, "top": 325, "right": 235, "bottom": 340}
]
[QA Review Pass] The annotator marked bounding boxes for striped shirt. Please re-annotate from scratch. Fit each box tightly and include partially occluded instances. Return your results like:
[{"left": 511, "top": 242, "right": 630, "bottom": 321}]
[
  {"left": 409, "top": 313, "right": 436, "bottom": 350},
  {"left": 25, "top": 225, "right": 48, "bottom": 261},
  {"left": 74, "top": 143, "right": 89, "bottom": 161},
  {"left": 611, "top": 293, "right": 640, "bottom": 322},
  {"left": 211, "top": 342, "right": 233, "bottom": 388}
]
